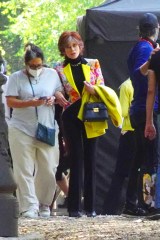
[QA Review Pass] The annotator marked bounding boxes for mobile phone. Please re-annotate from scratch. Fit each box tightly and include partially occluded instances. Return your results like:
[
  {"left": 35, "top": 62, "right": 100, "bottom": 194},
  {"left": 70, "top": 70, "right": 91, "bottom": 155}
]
[{"left": 39, "top": 96, "right": 47, "bottom": 100}]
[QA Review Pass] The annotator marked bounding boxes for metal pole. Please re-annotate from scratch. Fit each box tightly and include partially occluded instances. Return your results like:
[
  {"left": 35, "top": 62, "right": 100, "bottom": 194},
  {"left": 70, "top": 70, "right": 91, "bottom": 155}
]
[{"left": 0, "top": 73, "right": 19, "bottom": 237}]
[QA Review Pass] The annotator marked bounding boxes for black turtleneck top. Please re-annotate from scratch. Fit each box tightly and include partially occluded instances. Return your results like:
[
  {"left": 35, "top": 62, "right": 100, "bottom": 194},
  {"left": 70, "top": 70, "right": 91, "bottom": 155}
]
[{"left": 64, "top": 56, "right": 87, "bottom": 95}]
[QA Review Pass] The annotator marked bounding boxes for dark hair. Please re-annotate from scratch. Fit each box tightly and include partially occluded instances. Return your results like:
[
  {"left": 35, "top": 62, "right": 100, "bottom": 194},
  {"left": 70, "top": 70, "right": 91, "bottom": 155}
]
[
  {"left": 24, "top": 43, "right": 44, "bottom": 64},
  {"left": 139, "top": 13, "right": 159, "bottom": 38},
  {"left": 140, "top": 28, "right": 156, "bottom": 38},
  {"left": 58, "top": 31, "right": 84, "bottom": 57}
]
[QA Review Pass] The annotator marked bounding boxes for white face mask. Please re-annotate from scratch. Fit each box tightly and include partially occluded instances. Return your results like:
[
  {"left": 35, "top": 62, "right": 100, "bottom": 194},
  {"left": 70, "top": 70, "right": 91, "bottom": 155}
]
[{"left": 28, "top": 67, "right": 43, "bottom": 78}]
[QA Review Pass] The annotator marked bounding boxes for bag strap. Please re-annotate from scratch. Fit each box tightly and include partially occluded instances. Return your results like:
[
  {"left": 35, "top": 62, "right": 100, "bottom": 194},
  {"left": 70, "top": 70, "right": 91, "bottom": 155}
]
[
  {"left": 56, "top": 70, "right": 68, "bottom": 99},
  {"left": 27, "top": 73, "right": 55, "bottom": 124},
  {"left": 27, "top": 74, "right": 38, "bottom": 118}
]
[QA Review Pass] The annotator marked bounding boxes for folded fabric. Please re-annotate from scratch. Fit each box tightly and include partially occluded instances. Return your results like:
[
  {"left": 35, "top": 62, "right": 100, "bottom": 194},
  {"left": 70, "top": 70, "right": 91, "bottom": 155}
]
[{"left": 78, "top": 85, "right": 122, "bottom": 138}]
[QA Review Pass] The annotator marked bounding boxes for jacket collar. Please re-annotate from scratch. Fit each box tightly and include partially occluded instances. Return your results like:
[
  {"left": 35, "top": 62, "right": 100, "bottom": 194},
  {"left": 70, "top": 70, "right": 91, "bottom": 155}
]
[{"left": 63, "top": 62, "right": 91, "bottom": 94}]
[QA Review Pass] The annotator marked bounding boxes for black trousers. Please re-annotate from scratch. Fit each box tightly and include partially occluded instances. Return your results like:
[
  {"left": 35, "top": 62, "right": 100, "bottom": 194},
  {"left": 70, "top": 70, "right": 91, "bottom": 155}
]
[
  {"left": 103, "top": 111, "right": 158, "bottom": 214},
  {"left": 62, "top": 100, "right": 98, "bottom": 212},
  {"left": 130, "top": 111, "right": 158, "bottom": 175},
  {"left": 130, "top": 111, "right": 158, "bottom": 208},
  {"left": 103, "top": 131, "right": 137, "bottom": 214},
  {"left": 55, "top": 105, "right": 70, "bottom": 181}
]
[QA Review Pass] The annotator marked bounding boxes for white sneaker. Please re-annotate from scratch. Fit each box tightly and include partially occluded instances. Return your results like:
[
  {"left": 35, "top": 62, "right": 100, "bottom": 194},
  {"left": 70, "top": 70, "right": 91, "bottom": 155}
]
[
  {"left": 21, "top": 209, "right": 39, "bottom": 219},
  {"left": 39, "top": 204, "right": 50, "bottom": 217}
]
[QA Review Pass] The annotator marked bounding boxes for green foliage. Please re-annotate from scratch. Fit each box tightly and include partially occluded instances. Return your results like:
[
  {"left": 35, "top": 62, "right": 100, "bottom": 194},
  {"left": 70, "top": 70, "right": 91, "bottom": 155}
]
[{"left": 0, "top": 0, "right": 104, "bottom": 73}]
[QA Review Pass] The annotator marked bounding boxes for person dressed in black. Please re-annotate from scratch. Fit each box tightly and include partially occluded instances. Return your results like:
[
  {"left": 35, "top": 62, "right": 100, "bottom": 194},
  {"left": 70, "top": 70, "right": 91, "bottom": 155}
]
[
  {"left": 103, "top": 79, "right": 141, "bottom": 215},
  {"left": 55, "top": 104, "right": 70, "bottom": 208},
  {"left": 145, "top": 49, "right": 160, "bottom": 220}
]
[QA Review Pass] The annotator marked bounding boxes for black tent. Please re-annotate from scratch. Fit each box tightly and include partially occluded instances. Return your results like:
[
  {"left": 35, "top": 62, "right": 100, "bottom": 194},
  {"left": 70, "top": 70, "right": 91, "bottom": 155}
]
[{"left": 77, "top": 0, "right": 160, "bottom": 214}]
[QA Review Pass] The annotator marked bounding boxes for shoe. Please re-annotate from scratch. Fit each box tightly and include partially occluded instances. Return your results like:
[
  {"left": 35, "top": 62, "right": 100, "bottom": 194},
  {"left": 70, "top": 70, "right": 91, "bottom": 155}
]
[
  {"left": 86, "top": 211, "right": 97, "bottom": 217},
  {"left": 146, "top": 208, "right": 160, "bottom": 220},
  {"left": 69, "top": 211, "right": 83, "bottom": 218},
  {"left": 21, "top": 209, "right": 39, "bottom": 219},
  {"left": 123, "top": 207, "right": 147, "bottom": 216},
  {"left": 39, "top": 204, "right": 50, "bottom": 217},
  {"left": 58, "top": 197, "right": 68, "bottom": 209}
]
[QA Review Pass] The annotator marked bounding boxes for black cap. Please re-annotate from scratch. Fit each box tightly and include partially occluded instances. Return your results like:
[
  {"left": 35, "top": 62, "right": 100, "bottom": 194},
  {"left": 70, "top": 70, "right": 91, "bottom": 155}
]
[{"left": 139, "top": 13, "right": 159, "bottom": 31}]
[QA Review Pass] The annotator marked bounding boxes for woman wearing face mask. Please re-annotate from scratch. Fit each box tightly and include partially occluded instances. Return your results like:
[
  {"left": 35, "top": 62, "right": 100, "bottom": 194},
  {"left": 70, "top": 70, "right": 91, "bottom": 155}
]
[{"left": 6, "top": 43, "right": 62, "bottom": 218}]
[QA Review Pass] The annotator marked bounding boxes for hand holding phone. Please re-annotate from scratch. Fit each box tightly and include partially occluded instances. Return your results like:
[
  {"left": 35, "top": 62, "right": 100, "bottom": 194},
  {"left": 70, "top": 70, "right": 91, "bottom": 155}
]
[{"left": 39, "top": 96, "right": 47, "bottom": 100}]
